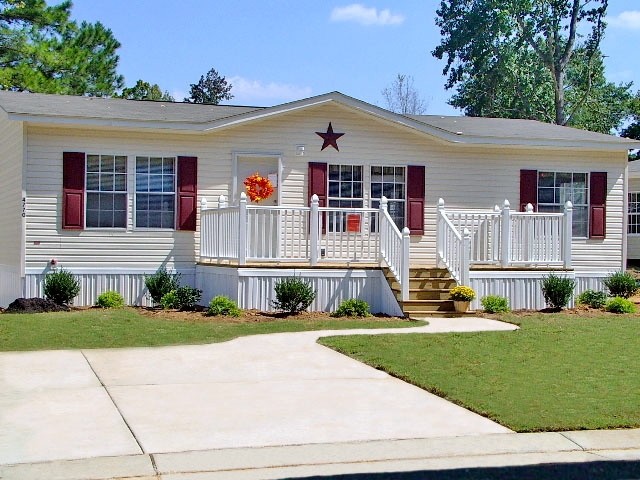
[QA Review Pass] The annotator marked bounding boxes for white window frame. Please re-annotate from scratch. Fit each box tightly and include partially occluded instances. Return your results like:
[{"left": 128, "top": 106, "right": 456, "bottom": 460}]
[
  {"left": 84, "top": 153, "right": 128, "bottom": 230},
  {"left": 629, "top": 192, "right": 640, "bottom": 235},
  {"left": 537, "top": 171, "right": 589, "bottom": 238},
  {"left": 370, "top": 165, "right": 406, "bottom": 230},
  {"left": 133, "top": 156, "right": 177, "bottom": 231}
]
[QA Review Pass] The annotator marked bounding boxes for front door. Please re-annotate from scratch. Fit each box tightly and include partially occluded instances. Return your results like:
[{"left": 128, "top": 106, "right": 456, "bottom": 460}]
[{"left": 236, "top": 155, "right": 280, "bottom": 259}]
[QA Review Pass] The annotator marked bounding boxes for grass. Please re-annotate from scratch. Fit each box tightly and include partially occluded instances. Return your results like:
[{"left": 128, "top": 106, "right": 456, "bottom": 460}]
[
  {"left": 0, "top": 307, "right": 421, "bottom": 351},
  {"left": 319, "top": 313, "right": 640, "bottom": 432}
]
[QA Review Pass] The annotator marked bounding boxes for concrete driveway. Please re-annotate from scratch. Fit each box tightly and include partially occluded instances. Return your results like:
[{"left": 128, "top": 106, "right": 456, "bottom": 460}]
[{"left": 0, "top": 317, "right": 517, "bottom": 467}]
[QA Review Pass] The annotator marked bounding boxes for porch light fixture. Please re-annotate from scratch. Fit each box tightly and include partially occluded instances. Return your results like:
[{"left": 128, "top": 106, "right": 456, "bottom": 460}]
[{"left": 295, "top": 145, "right": 305, "bottom": 156}]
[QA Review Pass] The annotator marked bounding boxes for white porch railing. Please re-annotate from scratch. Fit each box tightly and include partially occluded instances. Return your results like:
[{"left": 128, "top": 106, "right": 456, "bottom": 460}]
[
  {"left": 437, "top": 198, "right": 573, "bottom": 284},
  {"left": 200, "top": 193, "right": 411, "bottom": 300}
]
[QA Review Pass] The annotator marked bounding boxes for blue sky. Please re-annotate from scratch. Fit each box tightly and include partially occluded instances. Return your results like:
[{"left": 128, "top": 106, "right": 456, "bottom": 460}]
[{"left": 69, "top": 1, "right": 639, "bottom": 115}]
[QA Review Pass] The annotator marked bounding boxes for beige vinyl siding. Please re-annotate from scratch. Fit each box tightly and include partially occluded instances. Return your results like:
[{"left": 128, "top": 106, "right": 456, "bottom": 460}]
[
  {"left": 628, "top": 177, "right": 640, "bottom": 260},
  {"left": 0, "top": 112, "right": 23, "bottom": 270},
  {"left": 24, "top": 102, "right": 626, "bottom": 274}
]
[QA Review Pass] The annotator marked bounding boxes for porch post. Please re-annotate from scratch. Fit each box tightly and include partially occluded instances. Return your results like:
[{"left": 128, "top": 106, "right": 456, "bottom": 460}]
[
  {"left": 524, "top": 203, "right": 534, "bottom": 262},
  {"left": 436, "top": 198, "right": 445, "bottom": 268},
  {"left": 492, "top": 205, "right": 500, "bottom": 262},
  {"left": 310, "top": 194, "right": 319, "bottom": 266},
  {"left": 217, "top": 195, "right": 226, "bottom": 260},
  {"left": 563, "top": 201, "right": 573, "bottom": 269},
  {"left": 238, "top": 192, "right": 247, "bottom": 265},
  {"left": 200, "top": 198, "right": 208, "bottom": 260},
  {"left": 501, "top": 200, "right": 511, "bottom": 268},
  {"left": 379, "top": 196, "right": 388, "bottom": 263},
  {"left": 401, "top": 227, "right": 410, "bottom": 302},
  {"left": 461, "top": 228, "right": 471, "bottom": 286}
]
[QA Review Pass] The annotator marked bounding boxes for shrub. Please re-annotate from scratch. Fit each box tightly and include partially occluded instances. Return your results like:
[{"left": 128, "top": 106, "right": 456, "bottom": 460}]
[
  {"left": 480, "top": 295, "right": 510, "bottom": 314},
  {"left": 577, "top": 289, "right": 608, "bottom": 309},
  {"left": 603, "top": 271, "right": 638, "bottom": 299},
  {"left": 332, "top": 299, "right": 371, "bottom": 317},
  {"left": 174, "top": 286, "right": 202, "bottom": 311},
  {"left": 272, "top": 277, "right": 316, "bottom": 314},
  {"left": 96, "top": 290, "right": 125, "bottom": 308},
  {"left": 44, "top": 269, "right": 81, "bottom": 305},
  {"left": 160, "top": 290, "right": 178, "bottom": 309},
  {"left": 541, "top": 274, "right": 575, "bottom": 309},
  {"left": 605, "top": 296, "right": 636, "bottom": 314},
  {"left": 449, "top": 285, "right": 476, "bottom": 301},
  {"left": 207, "top": 295, "right": 241, "bottom": 317},
  {"left": 160, "top": 286, "right": 202, "bottom": 311},
  {"left": 145, "top": 267, "right": 180, "bottom": 305}
]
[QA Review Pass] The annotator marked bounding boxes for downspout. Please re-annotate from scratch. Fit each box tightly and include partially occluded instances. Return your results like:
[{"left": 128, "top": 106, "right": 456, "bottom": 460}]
[{"left": 623, "top": 159, "right": 629, "bottom": 269}]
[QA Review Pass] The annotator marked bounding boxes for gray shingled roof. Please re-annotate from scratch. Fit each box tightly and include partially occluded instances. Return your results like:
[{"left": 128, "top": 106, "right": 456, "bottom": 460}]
[
  {"left": 408, "top": 114, "right": 634, "bottom": 144},
  {"left": 0, "top": 90, "right": 636, "bottom": 148},
  {"left": 0, "top": 91, "right": 262, "bottom": 123}
]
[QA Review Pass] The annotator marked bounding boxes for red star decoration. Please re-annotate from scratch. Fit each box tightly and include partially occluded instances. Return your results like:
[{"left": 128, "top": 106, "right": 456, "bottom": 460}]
[{"left": 316, "top": 122, "right": 344, "bottom": 151}]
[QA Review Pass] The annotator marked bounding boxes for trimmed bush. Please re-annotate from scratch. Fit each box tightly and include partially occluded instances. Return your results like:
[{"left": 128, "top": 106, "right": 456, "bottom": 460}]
[
  {"left": 160, "top": 290, "right": 178, "bottom": 310},
  {"left": 272, "top": 277, "right": 316, "bottom": 314},
  {"left": 480, "top": 295, "right": 510, "bottom": 314},
  {"left": 332, "top": 299, "right": 371, "bottom": 317},
  {"left": 541, "top": 274, "right": 575, "bottom": 310},
  {"left": 577, "top": 289, "right": 608, "bottom": 309},
  {"left": 145, "top": 267, "right": 181, "bottom": 305},
  {"left": 160, "top": 286, "right": 202, "bottom": 311},
  {"left": 603, "top": 271, "right": 638, "bottom": 299},
  {"left": 44, "top": 269, "right": 81, "bottom": 305},
  {"left": 605, "top": 297, "right": 636, "bottom": 314},
  {"left": 207, "top": 295, "right": 241, "bottom": 317},
  {"left": 173, "top": 286, "right": 202, "bottom": 311},
  {"left": 96, "top": 291, "right": 125, "bottom": 308}
]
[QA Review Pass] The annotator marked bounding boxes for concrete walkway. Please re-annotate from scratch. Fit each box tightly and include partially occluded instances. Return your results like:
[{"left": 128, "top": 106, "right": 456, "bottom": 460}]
[{"left": 3, "top": 317, "right": 638, "bottom": 478}]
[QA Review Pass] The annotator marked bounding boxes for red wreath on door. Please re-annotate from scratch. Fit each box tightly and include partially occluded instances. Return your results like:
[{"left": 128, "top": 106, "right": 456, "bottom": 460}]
[{"left": 244, "top": 172, "right": 274, "bottom": 203}]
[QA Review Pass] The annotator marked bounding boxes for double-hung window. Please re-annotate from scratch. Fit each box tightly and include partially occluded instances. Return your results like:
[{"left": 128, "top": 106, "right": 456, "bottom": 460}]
[
  {"left": 85, "top": 154, "right": 127, "bottom": 228},
  {"left": 370, "top": 166, "right": 405, "bottom": 230},
  {"left": 537, "top": 171, "right": 588, "bottom": 237},
  {"left": 135, "top": 156, "right": 176, "bottom": 229},
  {"left": 327, "top": 164, "right": 363, "bottom": 232}
]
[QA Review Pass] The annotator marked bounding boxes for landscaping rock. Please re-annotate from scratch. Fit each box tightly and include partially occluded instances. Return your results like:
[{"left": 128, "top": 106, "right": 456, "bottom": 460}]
[{"left": 5, "top": 298, "right": 69, "bottom": 313}]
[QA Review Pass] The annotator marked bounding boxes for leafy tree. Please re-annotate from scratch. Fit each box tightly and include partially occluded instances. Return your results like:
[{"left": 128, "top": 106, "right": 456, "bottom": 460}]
[
  {"left": 0, "top": 0, "right": 123, "bottom": 95},
  {"left": 184, "top": 68, "right": 233, "bottom": 104},
  {"left": 382, "top": 74, "right": 427, "bottom": 114},
  {"left": 117, "top": 79, "right": 174, "bottom": 101},
  {"left": 433, "top": 0, "right": 618, "bottom": 128},
  {"left": 623, "top": 92, "right": 640, "bottom": 140}
]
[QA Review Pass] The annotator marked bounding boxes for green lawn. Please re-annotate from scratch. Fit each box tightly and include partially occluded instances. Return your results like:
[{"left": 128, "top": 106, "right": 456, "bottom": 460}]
[
  {"left": 319, "top": 313, "right": 640, "bottom": 432},
  {"left": 0, "top": 308, "right": 421, "bottom": 351}
]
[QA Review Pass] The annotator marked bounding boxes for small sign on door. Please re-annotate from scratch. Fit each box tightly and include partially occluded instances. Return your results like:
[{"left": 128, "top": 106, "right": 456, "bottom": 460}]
[{"left": 346, "top": 213, "right": 361, "bottom": 233}]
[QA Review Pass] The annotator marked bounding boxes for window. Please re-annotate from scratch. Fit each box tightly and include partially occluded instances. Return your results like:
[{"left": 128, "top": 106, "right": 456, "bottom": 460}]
[
  {"left": 85, "top": 154, "right": 127, "bottom": 228},
  {"left": 629, "top": 192, "right": 640, "bottom": 234},
  {"left": 370, "top": 166, "right": 405, "bottom": 230},
  {"left": 135, "top": 156, "right": 176, "bottom": 229},
  {"left": 537, "top": 171, "right": 588, "bottom": 237},
  {"left": 327, "top": 164, "right": 363, "bottom": 231}
]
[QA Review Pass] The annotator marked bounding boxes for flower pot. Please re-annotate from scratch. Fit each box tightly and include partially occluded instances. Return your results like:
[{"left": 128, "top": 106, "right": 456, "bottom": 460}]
[{"left": 453, "top": 300, "right": 470, "bottom": 313}]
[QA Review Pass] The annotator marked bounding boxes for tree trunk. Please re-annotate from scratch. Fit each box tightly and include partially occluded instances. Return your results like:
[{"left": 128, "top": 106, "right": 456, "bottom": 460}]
[{"left": 554, "top": 68, "right": 566, "bottom": 126}]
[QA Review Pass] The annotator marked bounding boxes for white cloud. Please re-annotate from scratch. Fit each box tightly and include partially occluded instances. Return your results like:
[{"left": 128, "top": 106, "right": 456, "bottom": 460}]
[
  {"left": 330, "top": 4, "right": 405, "bottom": 26},
  {"left": 228, "top": 77, "right": 313, "bottom": 104},
  {"left": 171, "top": 90, "right": 187, "bottom": 101},
  {"left": 607, "top": 11, "right": 640, "bottom": 29}
]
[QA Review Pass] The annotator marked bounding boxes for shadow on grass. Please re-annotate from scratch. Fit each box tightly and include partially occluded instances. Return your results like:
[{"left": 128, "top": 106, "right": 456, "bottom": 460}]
[{"left": 286, "top": 460, "right": 640, "bottom": 479}]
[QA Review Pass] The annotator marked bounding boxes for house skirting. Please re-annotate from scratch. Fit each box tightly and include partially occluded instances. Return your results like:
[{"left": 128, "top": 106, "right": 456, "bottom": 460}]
[
  {"left": 21, "top": 268, "right": 197, "bottom": 308},
  {"left": 196, "top": 264, "right": 404, "bottom": 316},
  {"left": 0, "top": 264, "right": 22, "bottom": 307},
  {"left": 469, "top": 269, "right": 608, "bottom": 310}
]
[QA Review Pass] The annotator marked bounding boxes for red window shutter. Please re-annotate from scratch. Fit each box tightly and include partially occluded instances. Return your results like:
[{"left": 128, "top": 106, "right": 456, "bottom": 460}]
[
  {"left": 308, "top": 162, "right": 327, "bottom": 207},
  {"left": 177, "top": 156, "right": 197, "bottom": 231},
  {"left": 589, "top": 172, "right": 607, "bottom": 239},
  {"left": 406, "top": 165, "right": 425, "bottom": 235},
  {"left": 520, "top": 169, "right": 538, "bottom": 211},
  {"left": 308, "top": 162, "right": 327, "bottom": 234},
  {"left": 62, "top": 152, "right": 85, "bottom": 230}
]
